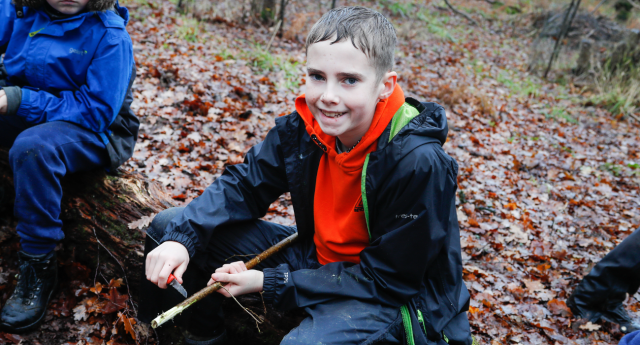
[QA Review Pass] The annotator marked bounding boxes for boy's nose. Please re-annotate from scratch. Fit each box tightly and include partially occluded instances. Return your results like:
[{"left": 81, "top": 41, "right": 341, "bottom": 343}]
[{"left": 320, "top": 89, "right": 339, "bottom": 105}]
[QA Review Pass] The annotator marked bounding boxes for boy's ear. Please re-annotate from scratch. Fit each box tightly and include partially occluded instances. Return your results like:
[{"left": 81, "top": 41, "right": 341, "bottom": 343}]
[{"left": 378, "top": 71, "right": 397, "bottom": 101}]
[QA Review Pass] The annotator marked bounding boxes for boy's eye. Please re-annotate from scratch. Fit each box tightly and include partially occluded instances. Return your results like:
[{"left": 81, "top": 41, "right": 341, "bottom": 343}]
[
  {"left": 310, "top": 74, "right": 325, "bottom": 81},
  {"left": 344, "top": 78, "right": 358, "bottom": 85}
]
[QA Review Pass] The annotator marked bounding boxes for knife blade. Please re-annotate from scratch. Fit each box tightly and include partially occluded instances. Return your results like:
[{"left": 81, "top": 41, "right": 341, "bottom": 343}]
[{"left": 167, "top": 273, "right": 187, "bottom": 298}]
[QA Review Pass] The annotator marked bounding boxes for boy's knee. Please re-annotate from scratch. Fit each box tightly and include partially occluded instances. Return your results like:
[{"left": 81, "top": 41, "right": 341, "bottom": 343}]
[
  {"left": 9, "top": 133, "right": 56, "bottom": 168},
  {"left": 147, "top": 207, "right": 185, "bottom": 243}
]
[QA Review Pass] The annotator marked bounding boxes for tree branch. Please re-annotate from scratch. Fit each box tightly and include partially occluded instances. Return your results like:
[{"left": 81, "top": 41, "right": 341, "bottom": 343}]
[
  {"left": 628, "top": 0, "right": 640, "bottom": 10},
  {"left": 444, "top": 0, "right": 480, "bottom": 26},
  {"left": 590, "top": 0, "right": 608, "bottom": 14}
]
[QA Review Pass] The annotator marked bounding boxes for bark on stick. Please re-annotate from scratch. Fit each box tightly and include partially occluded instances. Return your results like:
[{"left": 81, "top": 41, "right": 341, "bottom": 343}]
[{"left": 151, "top": 232, "right": 298, "bottom": 328}]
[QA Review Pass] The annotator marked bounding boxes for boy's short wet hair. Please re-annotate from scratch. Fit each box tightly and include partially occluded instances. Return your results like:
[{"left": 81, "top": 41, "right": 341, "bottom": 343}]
[{"left": 305, "top": 6, "right": 397, "bottom": 82}]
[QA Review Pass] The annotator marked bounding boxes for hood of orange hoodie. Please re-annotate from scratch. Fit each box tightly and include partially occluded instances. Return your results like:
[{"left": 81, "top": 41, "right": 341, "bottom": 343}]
[{"left": 295, "top": 84, "right": 406, "bottom": 172}]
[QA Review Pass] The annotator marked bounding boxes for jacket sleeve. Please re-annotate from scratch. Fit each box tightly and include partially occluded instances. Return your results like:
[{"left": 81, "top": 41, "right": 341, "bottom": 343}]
[
  {"left": 159, "top": 128, "right": 290, "bottom": 256},
  {"left": 16, "top": 30, "right": 134, "bottom": 133},
  {"left": 0, "top": 0, "right": 16, "bottom": 54},
  {"left": 263, "top": 144, "right": 458, "bottom": 310}
]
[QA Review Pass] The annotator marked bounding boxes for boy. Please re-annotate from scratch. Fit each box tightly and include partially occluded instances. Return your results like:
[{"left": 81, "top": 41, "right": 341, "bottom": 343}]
[
  {"left": 141, "top": 6, "right": 472, "bottom": 345},
  {"left": 0, "top": 0, "right": 136, "bottom": 333}
]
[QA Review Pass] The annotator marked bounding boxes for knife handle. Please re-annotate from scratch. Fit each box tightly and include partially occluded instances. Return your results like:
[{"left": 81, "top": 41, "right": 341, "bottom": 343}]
[{"left": 167, "top": 273, "right": 176, "bottom": 284}]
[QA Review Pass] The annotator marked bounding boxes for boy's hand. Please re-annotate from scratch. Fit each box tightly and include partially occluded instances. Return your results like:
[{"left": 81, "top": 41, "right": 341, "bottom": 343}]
[
  {"left": 145, "top": 241, "right": 190, "bottom": 289},
  {"left": 0, "top": 90, "right": 6, "bottom": 114},
  {"left": 208, "top": 261, "right": 264, "bottom": 297}
]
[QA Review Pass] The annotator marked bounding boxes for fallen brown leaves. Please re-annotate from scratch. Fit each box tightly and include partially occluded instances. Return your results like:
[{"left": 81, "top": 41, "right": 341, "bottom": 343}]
[{"left": 0, "top": 0, "right": 637, "bottom": 344}]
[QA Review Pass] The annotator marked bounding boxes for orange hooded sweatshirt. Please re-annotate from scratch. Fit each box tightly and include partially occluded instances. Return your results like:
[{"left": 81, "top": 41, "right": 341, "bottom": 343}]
[{"left": 295, "top": 84, "right": 405, "bottom": 265}]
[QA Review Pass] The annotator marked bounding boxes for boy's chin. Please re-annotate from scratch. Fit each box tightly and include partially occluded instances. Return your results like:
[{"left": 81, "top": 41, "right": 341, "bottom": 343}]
[{"left": 316, "top": 122, "right": 347, "bottom": 138}]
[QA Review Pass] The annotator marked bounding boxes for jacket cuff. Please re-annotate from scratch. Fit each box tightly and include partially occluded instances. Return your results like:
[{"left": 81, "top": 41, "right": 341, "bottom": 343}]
[
  {"left": 17, "top": 87, "right": 33, "bottom": 119},
  {"left": 159, "top": 231, "right": 196, "bottom": 257},
  {"left": 1, "top": 86, "right": 21, "bottom": 117},
  {"left": 262, "top": 264, "right": 291, "bottom": 306}
]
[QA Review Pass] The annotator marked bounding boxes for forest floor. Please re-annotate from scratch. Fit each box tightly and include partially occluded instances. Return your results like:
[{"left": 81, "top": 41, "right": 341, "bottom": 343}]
[{"left": 0, "top": 0, "right": 639, "bottom": 344}]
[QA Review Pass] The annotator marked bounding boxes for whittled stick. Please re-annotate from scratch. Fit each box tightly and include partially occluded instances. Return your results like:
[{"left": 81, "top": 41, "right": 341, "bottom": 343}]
[{"left": 151, "top": 232, "right": 298, "bottom": 328}]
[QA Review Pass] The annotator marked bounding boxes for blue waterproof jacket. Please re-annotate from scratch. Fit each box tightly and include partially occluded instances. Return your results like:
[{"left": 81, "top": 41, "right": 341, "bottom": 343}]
[
  {"left": 0, "top": 0, "right": 137, "bottom": 170},
  {"left": 161, "top": 98, "right": 473, "bottom": 345}
]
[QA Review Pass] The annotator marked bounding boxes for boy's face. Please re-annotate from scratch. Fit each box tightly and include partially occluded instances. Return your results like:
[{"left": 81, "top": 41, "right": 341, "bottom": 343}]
[
  {"left": 46, "top": 0, "right": 90, "bottom": 15},
  {"left": 305, "top": 39, "right": 396, "bottom": 147}
]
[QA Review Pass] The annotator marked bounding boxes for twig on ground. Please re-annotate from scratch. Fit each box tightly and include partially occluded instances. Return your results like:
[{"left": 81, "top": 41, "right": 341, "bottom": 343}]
[
  {"left": 590, "top": 0, "right": 608, "bottom": 14},
  {"left": 443, "top": 0, "right": 480, "bottom": 27},
  {"left": 628, "top": 111, "right": 640, "bottom": 124},
  {"left": 266, "top": 20, "right": 282, "bottom": 52}
]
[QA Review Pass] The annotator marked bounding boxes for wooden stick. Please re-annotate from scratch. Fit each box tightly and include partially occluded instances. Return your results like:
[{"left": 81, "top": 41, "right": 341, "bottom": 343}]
[{"left": 151, "top": 232, "right": 298, "bottom": 328}]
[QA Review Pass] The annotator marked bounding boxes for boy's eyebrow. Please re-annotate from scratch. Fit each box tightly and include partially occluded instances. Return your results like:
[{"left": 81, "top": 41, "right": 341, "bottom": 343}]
[
  {"left": 306, "top": 67, "right": 324, "bottom": 75},
  {"left": 306, "top": 67, "right": 366, "bottom": 80}
]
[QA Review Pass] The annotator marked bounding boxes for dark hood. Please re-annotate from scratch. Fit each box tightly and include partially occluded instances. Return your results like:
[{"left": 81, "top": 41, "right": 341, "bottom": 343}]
[
  {"left": 377, "top": 97, "right": 449, "bottom": 150},
  {"left": 18, "top": 0, "right": 117, "bottom": 12},
  {"left": 405, "top": 98, "right": 449, "bottom": 146}
]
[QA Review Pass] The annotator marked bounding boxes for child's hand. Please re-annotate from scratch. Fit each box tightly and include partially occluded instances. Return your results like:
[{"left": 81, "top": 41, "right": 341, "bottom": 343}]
[
  {"left": 145, "top": 241, "right": 190, "bottom": 289},
  {"left": 208, "top": 261, "right": 264, "bottom": 297},
  {"left": 0, "top": 90, "right": 6, "bottom": 114}
]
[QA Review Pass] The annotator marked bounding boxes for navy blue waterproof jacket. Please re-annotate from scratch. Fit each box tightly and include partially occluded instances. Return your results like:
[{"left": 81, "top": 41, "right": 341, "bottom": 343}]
[
  {"left": 0, "top": 0, "right": 137, "bottom": 170},
  {"left": 161, "top": 98, "right": 472, "bottom": 344}
]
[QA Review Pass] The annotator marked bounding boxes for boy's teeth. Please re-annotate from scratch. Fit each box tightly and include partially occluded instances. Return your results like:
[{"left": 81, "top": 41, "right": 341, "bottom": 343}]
[{"left": 323, "top": 111, "right": 345, "bottom": 118}]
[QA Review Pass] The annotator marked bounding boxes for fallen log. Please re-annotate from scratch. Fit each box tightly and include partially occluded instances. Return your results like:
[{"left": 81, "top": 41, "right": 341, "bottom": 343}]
[
  {"left": 0, "top": 149, "right": 306, "bottom": 344},
  {"left": 0, "top": 149, "right": 175, "bottom": 294}
]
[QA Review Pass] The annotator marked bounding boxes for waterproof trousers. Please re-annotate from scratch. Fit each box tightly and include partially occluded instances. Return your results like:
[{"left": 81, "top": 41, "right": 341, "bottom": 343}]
[
  {"left": 573, "top": 228, "right": 640, "bottom": 306},
  {"left": 138, "top": 207, "right": 405, "bottom": 345},
  {"left": 0, "top": 115, "right": 110, "bottom": 254},
  {"left": 621, "top": 330, "right": 640, "bottom": 345}
]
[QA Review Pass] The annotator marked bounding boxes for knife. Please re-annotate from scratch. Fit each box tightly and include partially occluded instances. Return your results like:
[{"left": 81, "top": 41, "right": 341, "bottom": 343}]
[{"left": 167, "top": 273, "right": 187, "bottom": 298}]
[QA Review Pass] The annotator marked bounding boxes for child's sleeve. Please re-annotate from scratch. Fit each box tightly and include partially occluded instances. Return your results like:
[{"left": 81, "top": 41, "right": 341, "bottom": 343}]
[
  {"left": 263, "top": 145, "right": 459, "bottom": 310},
  {"left": 16, "top": 30, "right": 134, "bottom": 134},
  {"left": 159, "top": 128, "right": 290, "bottom": 255},
  {"left": 0, "top": 0, "right": 16, "bottom": 53}
]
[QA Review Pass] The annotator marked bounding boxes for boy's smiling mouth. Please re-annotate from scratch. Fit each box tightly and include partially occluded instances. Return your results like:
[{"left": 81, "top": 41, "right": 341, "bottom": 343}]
[{"left": 320, "top": 110, "right": 347, "bottom": 118}]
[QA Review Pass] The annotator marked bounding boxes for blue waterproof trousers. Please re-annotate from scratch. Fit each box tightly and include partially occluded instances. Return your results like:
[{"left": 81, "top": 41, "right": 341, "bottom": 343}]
[
  {"left": 0, "top": 115, "right": 110, "bottom": 254},
  {"left": 138, "top": 207, "right": 405, "bottom": 345}
]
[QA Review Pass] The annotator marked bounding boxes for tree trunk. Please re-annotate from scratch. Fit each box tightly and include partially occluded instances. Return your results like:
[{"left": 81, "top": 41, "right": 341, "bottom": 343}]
[
  {"left": 251, "top": 0, "right": 276, "bottom": 24},
  {"left": 0, "top": 149, "right": 175, "bottom": 297}
]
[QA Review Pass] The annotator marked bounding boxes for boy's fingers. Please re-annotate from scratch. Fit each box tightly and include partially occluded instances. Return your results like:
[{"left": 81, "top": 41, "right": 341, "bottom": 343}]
[
  {"left": 149, "top": 255, "right": 166, "bottom": 286},
  {"left": 157, "top": 261, "right": 175, "bottom": 289},
  {"left": 145, "top": 252, "right": 154, "bottom": 279},
  {"left": 231, "top": 261, "right": 247, "bottom": 272},
  {"left": 145, "top": 250, "right": 159, "bottom": 279},
  {"left": 173, "top": 261, "right": 188, "bottom": 284},
  {"left": 210, "top": 272, "right": 241, "bottom": 285}
]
